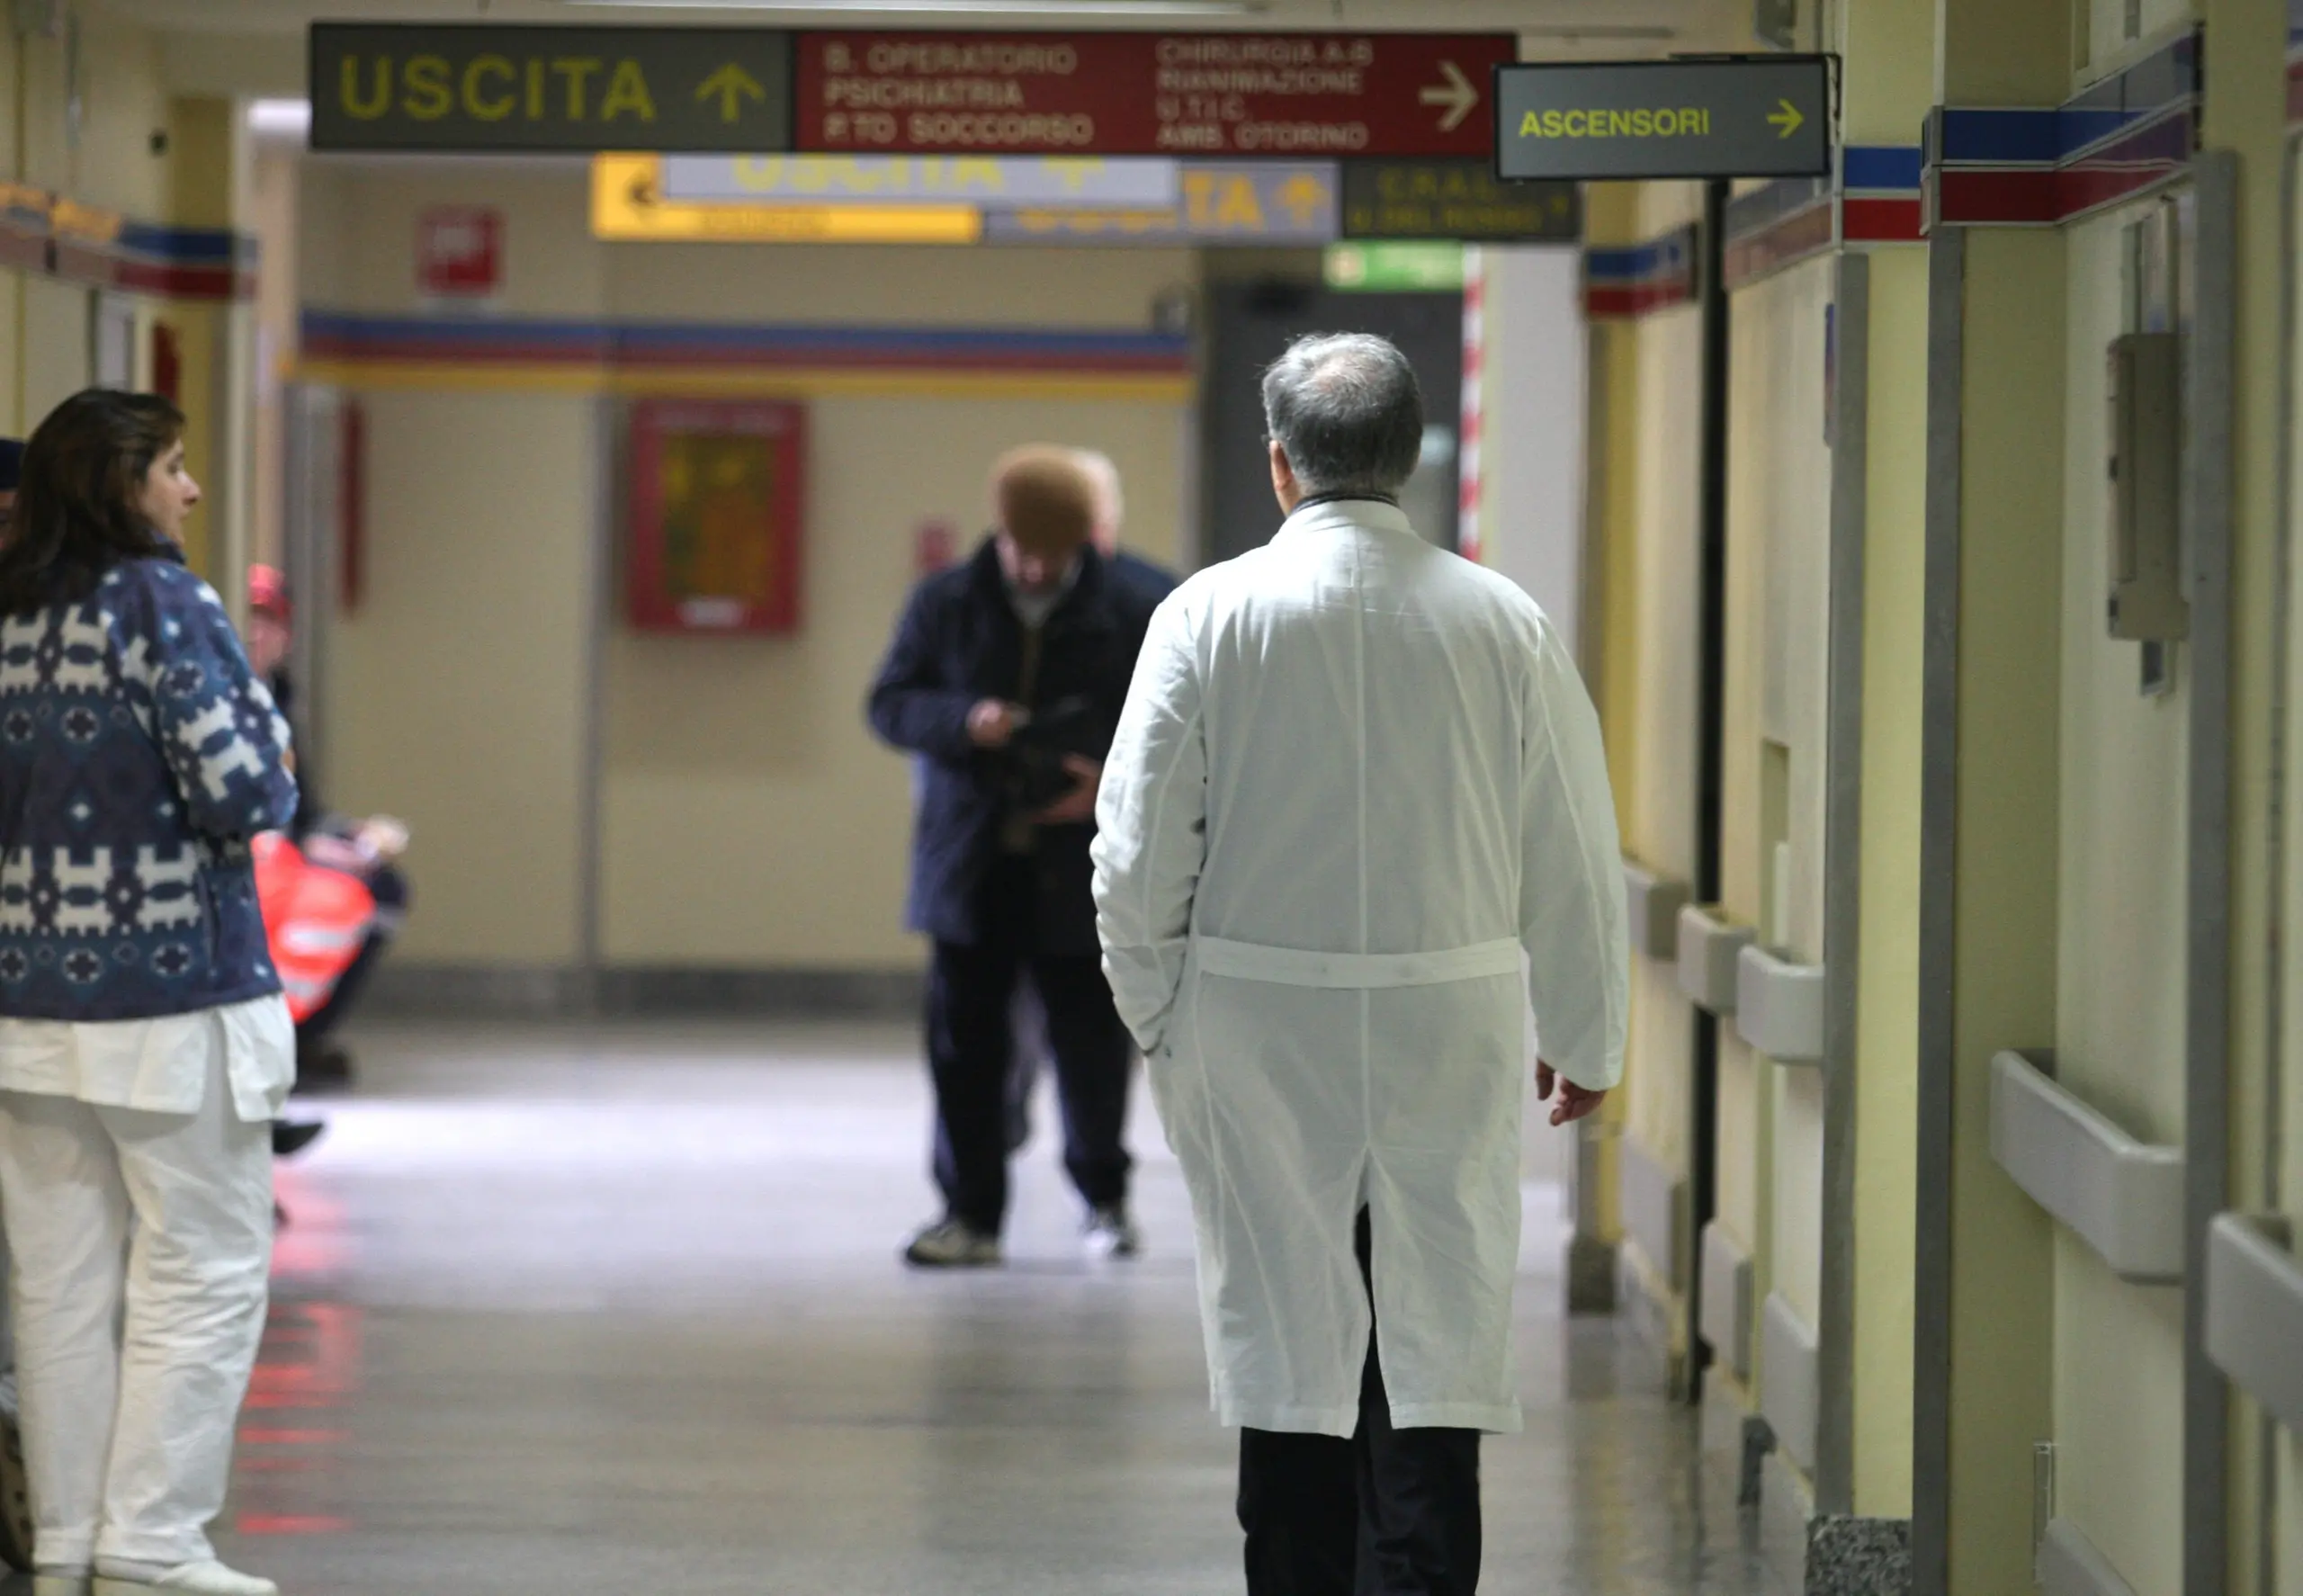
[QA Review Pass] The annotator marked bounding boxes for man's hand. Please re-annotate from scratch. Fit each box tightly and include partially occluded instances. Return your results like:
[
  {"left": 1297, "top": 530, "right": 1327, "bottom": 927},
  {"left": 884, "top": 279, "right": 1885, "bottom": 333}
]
[
  {"left": 1536, "top": 1060, "right": 1609, "bottom": 1127},
  {"left": 1034, "top": 756, "right": 1103, "bottom": 825},
  {"left": 303, "top": 832, "right": 375, "bottom": 876},
  {"left": 355, "top": 815, "right": 410, "bottom": 861},
  {"left": 968, "top": 699, "right": 1023, "bottom": 749}
]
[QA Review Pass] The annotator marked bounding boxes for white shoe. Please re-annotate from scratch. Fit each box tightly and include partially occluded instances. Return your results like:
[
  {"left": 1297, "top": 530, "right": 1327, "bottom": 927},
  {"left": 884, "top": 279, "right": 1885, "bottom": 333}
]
[
  {"left": 1084, "top": 1205, "right": 1143, "bottom": 1260},
  {"left": 34, "top": 1574, "right": 91, "bottom": 1596},
  {"left": 902, "top": 1217, "right": 1002, "bottom": 1269},
  {"left": 94, "top": 1559, "right": 277, "bottom": 1596}
]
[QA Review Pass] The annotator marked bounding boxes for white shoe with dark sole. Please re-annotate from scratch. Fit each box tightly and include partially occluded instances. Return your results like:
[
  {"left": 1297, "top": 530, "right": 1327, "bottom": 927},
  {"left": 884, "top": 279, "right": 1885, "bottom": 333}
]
[
  {"left": 94, "top": 1559, "right": 278, "bottom": 1596},
  {"left": 902, "top": 1218, "right": 1002, "bottom": 1269}
]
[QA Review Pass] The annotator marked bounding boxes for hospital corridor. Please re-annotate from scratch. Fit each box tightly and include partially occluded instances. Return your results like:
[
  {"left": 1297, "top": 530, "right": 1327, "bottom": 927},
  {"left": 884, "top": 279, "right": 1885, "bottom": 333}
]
[
  {"left": 0, "top": 0, "right": 2297, "bottom": 1593},
  {"left": 222, "top": 1024, "right": 1783, "bottom": 1596}
]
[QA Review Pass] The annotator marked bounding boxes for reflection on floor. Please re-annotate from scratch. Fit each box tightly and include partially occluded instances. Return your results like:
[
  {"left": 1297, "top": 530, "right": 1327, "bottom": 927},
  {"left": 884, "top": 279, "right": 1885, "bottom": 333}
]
[{"left": 11, "top": 1024, "right": 1790, "bottom": 1595}]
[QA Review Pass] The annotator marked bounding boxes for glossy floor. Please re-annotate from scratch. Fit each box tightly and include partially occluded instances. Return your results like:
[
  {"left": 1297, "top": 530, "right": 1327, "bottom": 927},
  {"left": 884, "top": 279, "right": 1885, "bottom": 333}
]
[{"left": 18, "top": 1024, "right": 1786, "bottom": 1595}]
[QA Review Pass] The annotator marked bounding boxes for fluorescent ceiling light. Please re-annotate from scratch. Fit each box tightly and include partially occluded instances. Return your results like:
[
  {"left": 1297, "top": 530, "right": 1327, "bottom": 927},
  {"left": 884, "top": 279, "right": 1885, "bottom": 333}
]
[
  {"left": 563, "top": 2, "right": 1262, "bottom": 12},
  {"left": 246, "top": 98, "right": 312, "bottom": 139}
]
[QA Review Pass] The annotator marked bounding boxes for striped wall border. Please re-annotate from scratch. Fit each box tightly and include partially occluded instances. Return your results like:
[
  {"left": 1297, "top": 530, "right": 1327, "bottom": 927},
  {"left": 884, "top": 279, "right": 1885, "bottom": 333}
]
[
  {"left": 1922, "top": 27, "right": 2200, "bottom": 229},
  {"left": 297, "top": 309, "right": 1196, "bottom": 400},
  {"left": 2289, "top": 0, "right": 2303, "bottom": 124},
  {"left": 0, "top": 183, "right": 254, "bottom": 301},
  {"left": 1592, "top": 145, "right": 1922, "bottom": 310},
  {"left": 1583, "top": 226, "right": 1698, "bottom": 320}
]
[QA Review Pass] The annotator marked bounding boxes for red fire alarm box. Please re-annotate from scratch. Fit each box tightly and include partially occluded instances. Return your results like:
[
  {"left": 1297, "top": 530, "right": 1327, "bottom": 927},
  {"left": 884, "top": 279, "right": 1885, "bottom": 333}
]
[
  {"left": 627, "top": 399, "right": 807, "bottom": 634},
  {"left": 417, "top": 206, "right": 502, "bottom": 300}
]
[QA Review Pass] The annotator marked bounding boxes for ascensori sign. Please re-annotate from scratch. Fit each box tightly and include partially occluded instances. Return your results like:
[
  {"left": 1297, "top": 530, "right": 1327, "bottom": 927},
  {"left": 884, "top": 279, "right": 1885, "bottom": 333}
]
[{"left": 1493, "top": 58, "right": 1833, "bottom": 182}]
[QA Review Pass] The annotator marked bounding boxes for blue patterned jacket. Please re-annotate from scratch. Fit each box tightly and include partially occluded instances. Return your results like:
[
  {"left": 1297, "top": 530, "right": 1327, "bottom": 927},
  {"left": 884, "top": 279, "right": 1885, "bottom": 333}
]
[{"left": 0, "top": 552, "right": 298, "bottom": 1021}]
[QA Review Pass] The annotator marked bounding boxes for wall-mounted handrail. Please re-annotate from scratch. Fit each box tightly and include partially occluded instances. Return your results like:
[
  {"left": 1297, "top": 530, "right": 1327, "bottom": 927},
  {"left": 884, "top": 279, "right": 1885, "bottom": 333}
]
[
  {"left": 1622, "top": 857, "right": 1689, "bottom": 963},
  {"left": 2205, "top": 1212, "right": 2303, "bottom": 1435},
  {"left": 1760, "top": 1291, "right": 1819, "bottom": 1474},
  {"left": 1675, "top": 903, "right": 1753, "bottom": 1014},
  {"left": 1619, "top": 1135, "right": 1685, "bottom": 1284},
  {"left": 1698, "top": 1221, "right": 1752, "bottom": 1379},
  {"left": 1987, "top": 1051, "right": 2183, "bottom": 1285},
  {"left": 2036, "top": 1517, "right": 2140, "bottom": 1596},
  {"left": 1733, "top": 944, "right": 1824, "bottom": 1063}
]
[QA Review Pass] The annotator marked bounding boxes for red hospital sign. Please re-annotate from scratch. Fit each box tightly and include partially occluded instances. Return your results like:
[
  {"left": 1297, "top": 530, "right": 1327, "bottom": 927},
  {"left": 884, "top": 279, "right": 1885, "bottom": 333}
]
[
  {"left": 795, "top": 32, "right": 1518, "bottom": 158},
  {"left": 417, "top": 206, "right": 503, "bottom": 299}
]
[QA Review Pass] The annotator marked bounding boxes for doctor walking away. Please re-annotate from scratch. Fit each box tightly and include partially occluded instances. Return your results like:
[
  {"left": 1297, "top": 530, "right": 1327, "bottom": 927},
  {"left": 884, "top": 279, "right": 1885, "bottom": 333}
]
[
  {"left": 0, "top": 391, "right": 300, "bottom": 1596},
  {"left": 1093, "top": 334, "right": 1627, "bottom": 1596}
]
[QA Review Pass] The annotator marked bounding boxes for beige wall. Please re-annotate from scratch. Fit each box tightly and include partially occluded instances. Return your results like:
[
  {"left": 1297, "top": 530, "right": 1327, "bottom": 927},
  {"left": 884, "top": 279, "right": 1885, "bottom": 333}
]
[
  {"left": 1621, "top": 298, "right": 1702, "bottom": 1186},
  {"left": 323, "top": 390, "right": 595, "bottom": 965},
  {"left": 1613, "top": 180, "right": 1707, "bottom": 1329},
  {"left": 1724, "top": 256, "right": 1834, "bottom": 1358},
  {"left": 2038, "top": 199, "right": 2190, "bottom": 1596},
  {"left": 599, "top": 391, "right": 1186, "bottom": 967},
  {"left": 1851, "top": 245, "right": 1927, "bottom": 1519},
  {"left": 300, "top": 160, "right": 1196, "bottom": 973}
]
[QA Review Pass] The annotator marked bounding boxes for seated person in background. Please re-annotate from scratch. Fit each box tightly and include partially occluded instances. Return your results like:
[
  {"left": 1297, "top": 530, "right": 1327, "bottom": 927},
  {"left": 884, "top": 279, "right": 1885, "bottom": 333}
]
[{"left": 243, "top": 565, "right": 410, "bottom": 1093}]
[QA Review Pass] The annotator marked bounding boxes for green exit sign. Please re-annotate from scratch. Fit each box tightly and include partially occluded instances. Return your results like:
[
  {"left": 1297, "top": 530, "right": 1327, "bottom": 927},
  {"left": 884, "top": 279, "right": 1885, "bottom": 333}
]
[{"left": 1323, "top": 241, "right": 1465, "bottom": 292}]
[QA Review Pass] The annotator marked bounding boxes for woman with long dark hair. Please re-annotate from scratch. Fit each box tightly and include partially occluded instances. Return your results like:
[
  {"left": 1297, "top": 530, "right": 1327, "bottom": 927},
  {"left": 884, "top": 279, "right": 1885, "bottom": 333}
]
[{"left": 0, "top": 390, "right": 296, "bottom": 1596}]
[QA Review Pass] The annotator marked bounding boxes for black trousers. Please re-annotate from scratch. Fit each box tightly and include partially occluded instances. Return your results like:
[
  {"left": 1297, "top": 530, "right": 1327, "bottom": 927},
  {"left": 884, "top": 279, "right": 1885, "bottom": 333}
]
[
  {"left": 926, "top": 856, "right": 1132, "bottom": 1233},
  {"left": 1237, "top": 1215, "right": 1483, "bottom": 1596}
]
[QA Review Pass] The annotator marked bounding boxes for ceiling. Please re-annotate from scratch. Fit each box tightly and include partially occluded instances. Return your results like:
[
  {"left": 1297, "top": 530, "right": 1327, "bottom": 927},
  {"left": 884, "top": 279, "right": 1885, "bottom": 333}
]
[
  {"left": 117, "top": 0, "right": 1761, "bottom": 128},
  {"left": 112, "top": 0, "right": 1752, "bottom": 50}
]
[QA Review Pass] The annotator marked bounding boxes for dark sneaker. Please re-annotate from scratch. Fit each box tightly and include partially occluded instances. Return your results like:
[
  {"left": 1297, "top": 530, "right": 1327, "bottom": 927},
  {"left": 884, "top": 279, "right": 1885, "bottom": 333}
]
[
  {"left": 271, "top": 1119, "right": 326, "bottom": 1159},
  {"left": 902, "top": 1218, "right": 1002, "bottom": 1269},
  {"left": 1084, "top": 1206, "right": 1143, "bottom": 1260},
  {"left": 291, "top": 1041, "right": 355, "bottom": 1097},
  {"left": 0, "top": 1375, "right": 32, "bottom": 1574}
]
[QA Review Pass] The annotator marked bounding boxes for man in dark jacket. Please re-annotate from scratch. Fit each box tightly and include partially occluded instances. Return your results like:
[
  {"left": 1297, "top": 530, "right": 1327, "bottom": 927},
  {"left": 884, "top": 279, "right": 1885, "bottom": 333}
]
[
  {"left": 1004, "top": 450, "right": 1178, "bottom": 1153},
  {"left": 868, "top": 447, "right": 1140, "bottom": 1268}
]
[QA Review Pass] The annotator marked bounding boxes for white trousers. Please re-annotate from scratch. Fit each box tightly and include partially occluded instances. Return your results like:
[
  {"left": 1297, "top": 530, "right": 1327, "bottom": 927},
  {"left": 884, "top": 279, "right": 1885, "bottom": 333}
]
[{"left": 0, "top": 1051, "right": 272, "bottom": 1570}]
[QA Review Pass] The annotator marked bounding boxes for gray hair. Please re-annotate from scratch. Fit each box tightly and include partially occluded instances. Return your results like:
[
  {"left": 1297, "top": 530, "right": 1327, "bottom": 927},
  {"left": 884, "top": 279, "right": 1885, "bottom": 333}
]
[{"left": 1259, "top": 333, "right": 1424, "bottom": 498}]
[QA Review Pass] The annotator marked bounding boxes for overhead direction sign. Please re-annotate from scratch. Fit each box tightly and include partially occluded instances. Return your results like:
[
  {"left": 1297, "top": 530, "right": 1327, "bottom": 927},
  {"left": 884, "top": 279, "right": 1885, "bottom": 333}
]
[
  {"left": 309, "top": 25, "right": 793, "bottom": 153},
  {"left": 1493, "top": 58, "right": 1832, "bottom": 182},
  {"left": 599, "top": 155, "right": 1335, "bottom": 246},
  {"left": 794, "top": 32, "right": 1519, "bottom": 158},
  {"left": 593, "top": 155, "right": 979, "bottom": 243},
  {"left": 982, "top": 162, "right": 1337, "bottom": 245},
  {"left": 1341, "top": 159, "right": 1579, "bottom": 241},
  {"left": 660, "top": 154, "right": 1178, "bottom": 208}
]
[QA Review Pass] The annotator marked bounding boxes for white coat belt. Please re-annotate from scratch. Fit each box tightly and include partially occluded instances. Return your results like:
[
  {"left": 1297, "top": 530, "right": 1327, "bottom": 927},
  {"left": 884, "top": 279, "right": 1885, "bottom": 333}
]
[{"left": 1191, "top": 936, "right": 1523, "bottom": 990}]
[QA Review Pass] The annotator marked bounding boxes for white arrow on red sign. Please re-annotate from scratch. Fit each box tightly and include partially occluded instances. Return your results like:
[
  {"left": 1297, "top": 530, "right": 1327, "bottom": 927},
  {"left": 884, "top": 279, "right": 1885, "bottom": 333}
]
[{"left": 1420, "top": 60, "right": 1479, "bottom": 131}]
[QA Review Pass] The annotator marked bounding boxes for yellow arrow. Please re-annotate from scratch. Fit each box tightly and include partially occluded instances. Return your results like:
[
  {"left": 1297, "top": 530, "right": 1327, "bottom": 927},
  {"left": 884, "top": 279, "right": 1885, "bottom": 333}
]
[
  {"left": 1768, "top": 97, "right": 1805, "bottom": 139},
  {"left": 696, "top": 63, "right": 766, "bottom": 123}
]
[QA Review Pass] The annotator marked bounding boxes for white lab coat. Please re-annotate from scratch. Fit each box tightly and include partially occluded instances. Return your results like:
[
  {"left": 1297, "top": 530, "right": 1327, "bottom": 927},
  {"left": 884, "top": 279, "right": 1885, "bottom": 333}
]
[{"left": 1091, "top": 498, "right": 1626, "bottom": 1438}]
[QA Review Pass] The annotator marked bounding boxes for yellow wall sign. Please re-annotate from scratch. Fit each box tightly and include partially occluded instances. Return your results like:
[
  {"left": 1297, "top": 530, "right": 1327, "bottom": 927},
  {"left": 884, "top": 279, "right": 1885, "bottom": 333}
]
[
  {"left": 591, "top": 155, "right": 980, "bottom": 244},
  {"left": 310, "top": 24, "right": 794, "bottom": 154}
]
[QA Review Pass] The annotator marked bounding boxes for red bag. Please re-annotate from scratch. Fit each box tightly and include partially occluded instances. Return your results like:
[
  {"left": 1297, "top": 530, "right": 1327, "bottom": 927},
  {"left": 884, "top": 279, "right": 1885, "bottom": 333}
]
[{"left": 253, "top": 833, "right": 377, "bottom": 1023}]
